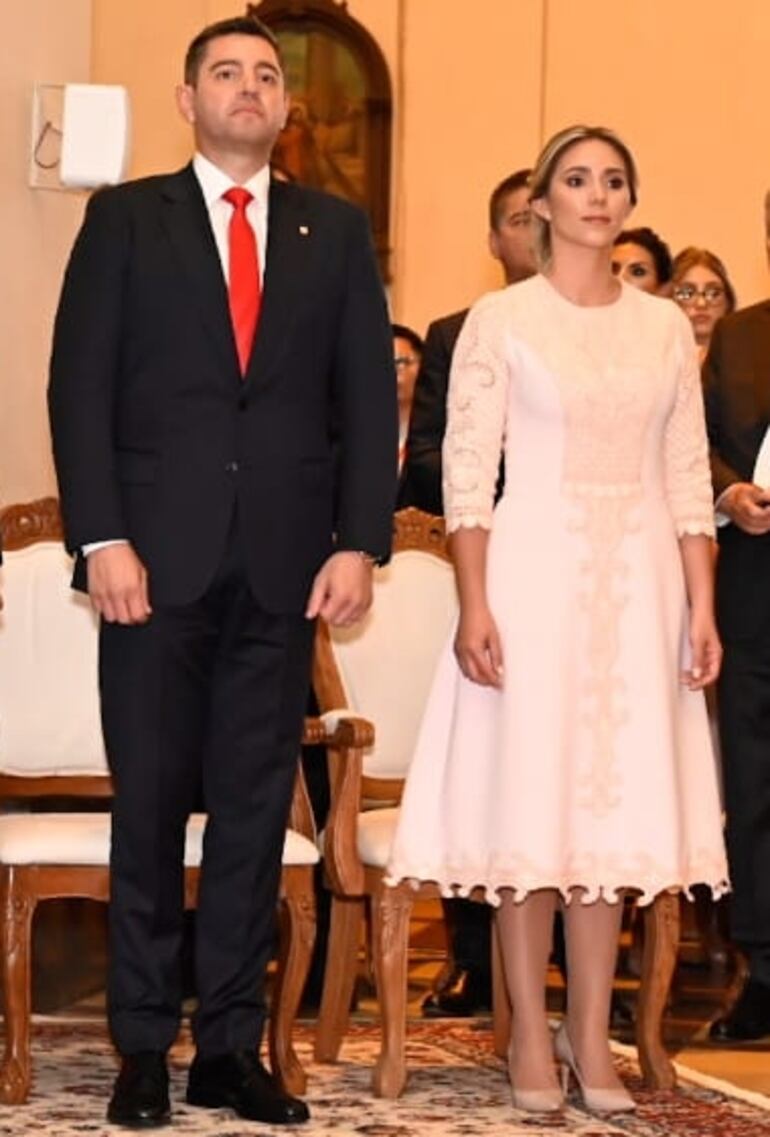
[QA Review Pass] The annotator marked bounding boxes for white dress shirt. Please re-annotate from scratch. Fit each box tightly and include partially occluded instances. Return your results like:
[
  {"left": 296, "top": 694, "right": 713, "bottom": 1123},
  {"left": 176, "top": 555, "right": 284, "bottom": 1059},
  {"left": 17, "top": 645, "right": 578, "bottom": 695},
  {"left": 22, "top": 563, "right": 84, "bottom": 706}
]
[{"left": 83, "top": 154, "right": 271, "bottom": 556}]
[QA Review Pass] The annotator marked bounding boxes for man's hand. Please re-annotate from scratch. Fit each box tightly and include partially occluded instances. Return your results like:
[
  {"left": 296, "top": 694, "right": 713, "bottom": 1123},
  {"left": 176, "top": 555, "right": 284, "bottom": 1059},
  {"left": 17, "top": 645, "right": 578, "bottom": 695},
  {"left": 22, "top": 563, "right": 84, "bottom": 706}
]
[
  {"left": 87, "top": 544, "right": 151, "bottom": 625},
  {"left": 305, "top": 551, "right": 374, "bottom": 627},
  {"left": 720, "top": 482, "right": 770, "bottom": 535}
]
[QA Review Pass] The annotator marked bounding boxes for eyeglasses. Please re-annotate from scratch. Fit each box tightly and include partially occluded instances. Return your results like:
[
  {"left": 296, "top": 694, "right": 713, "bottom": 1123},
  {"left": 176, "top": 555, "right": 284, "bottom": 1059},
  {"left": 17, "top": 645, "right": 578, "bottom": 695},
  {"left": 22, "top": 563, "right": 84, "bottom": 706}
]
[
  {"left": 673, "top": 283, "right": 726, "bottom": 306},
  {"left": 394, "top": 355, "right": 419, "bottom": 369}
]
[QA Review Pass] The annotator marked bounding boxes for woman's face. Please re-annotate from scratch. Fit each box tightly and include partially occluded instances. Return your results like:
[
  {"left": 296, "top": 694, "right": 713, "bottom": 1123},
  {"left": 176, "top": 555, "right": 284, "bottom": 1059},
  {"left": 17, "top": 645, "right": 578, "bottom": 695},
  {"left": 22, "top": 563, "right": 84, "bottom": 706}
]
[
  {"left": 533, "top": 138, "right": 633, "bottom": 256},
  {"left": 673, "top": 264, "right": 730, "bottom": 347},
  {"left": 611, "top": 242, "right": 660, "bottom": 294}
]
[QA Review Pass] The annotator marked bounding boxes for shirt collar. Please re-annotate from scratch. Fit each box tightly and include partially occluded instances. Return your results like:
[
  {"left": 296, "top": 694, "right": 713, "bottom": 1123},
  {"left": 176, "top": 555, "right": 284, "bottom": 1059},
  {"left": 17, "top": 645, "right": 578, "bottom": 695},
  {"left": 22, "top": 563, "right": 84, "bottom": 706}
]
[{"left": 192, "top": 152, "right": 271, "bottom": 211}]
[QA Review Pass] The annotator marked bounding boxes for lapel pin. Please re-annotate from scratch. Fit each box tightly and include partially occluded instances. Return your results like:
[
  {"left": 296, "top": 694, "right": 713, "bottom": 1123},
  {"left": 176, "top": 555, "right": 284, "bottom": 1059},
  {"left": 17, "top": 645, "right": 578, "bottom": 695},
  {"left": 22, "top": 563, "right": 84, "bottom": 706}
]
[{"left": 299, "top": 224, "right": 310, "bottom": 236}]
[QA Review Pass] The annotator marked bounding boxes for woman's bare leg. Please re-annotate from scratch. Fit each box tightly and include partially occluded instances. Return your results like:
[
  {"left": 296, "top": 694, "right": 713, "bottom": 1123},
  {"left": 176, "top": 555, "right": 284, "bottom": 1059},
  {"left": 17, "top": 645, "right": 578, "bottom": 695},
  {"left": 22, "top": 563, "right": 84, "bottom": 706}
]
[
  {"left": 496, "top": 888, "right": 560, "bottom": 1090},
  {"left": 562, "top": 891, "right": 625, "bottom": 1089}
]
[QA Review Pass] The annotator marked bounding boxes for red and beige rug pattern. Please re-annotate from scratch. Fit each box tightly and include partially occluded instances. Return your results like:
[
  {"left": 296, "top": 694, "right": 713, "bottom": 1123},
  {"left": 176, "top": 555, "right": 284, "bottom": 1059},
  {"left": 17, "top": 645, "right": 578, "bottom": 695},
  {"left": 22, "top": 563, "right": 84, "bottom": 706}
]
[{"left": 0, "top": 1019, "right": 768, "bottom": 1136}]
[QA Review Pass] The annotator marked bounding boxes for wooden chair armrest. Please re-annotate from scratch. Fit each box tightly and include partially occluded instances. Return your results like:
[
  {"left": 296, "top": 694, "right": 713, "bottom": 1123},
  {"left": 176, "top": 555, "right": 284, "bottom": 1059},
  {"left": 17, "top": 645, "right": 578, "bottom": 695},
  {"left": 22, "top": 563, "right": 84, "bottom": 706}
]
[{"left": 319, "top": 713, "right": 374, "bottom": 896}]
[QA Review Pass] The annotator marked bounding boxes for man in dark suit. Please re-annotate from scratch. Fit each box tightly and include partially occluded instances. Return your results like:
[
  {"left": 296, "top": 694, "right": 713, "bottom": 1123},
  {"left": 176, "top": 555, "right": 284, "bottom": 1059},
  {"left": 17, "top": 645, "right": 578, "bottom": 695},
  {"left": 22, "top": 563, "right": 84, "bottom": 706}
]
[
  {"left": 48, "top": 15, "right": 396, "bottom": 1128},
  {"left": 399, "top": 169, "right": 534, "bottom": 517},
  {"left": 703, "top": 232, "right": 770, "bottom": 1041},
  {"left": 398, "top": 170, "right": 534, "bottom": 1015}
]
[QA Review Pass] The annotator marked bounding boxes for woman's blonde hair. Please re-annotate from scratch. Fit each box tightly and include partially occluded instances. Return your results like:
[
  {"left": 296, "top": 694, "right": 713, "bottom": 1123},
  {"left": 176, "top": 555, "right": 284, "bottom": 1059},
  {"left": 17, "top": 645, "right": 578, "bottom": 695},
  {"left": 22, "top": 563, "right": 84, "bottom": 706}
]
[{"left": 530, "top": 124, "right": 639, "bottom": 269}]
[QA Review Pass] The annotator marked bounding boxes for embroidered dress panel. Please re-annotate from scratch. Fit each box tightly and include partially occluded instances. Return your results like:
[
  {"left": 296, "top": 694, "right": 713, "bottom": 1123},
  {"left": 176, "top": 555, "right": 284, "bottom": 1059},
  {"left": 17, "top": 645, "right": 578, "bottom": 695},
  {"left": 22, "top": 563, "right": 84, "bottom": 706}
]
[{"left": 389, "top": 274, "right": 728, "bottom": 904}]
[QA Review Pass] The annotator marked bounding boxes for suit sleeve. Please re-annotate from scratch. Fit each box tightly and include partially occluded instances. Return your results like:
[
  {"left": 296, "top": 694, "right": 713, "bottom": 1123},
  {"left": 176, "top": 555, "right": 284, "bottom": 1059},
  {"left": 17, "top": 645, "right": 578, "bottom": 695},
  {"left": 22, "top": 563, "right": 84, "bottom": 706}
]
[
  {"left": 48, "top": 189, "right": 128, "bottom": 554},
  {"left": 702, "top": 319, "right": 743, "bottom": 499},
  {"left": 332, "top": 207, "right": 398, "bottom": 562},
  {"left": 398, "top": 319, "right": 453, "bottom": 515}
]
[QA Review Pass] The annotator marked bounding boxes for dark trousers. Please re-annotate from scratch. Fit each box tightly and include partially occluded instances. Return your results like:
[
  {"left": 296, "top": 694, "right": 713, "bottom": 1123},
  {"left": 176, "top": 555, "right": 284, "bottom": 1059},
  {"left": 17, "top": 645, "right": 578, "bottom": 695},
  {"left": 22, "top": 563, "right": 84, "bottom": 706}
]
[
  {"left": 444, "top": 898, "right": 491, "bottom": 976},
  {"left": 100, "top": 516, "right": 315, "bottom": 1055},
  {"left": 718, "top": 637, "right": 770, "bottom": 961}
]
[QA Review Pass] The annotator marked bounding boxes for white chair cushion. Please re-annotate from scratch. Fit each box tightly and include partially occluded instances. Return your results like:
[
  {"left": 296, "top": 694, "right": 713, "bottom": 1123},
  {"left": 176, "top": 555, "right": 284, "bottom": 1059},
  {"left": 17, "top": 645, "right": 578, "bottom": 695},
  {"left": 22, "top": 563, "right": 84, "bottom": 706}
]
[
  {"left": 355, "top": 806, "right": 399, "bottom": 869},
  {"left": 0, "top": 544, "right": 108, "bottom": 776},
  {"left": 329, "top": 550, "right": 457, "bottom": 780},
  {"left": 0, "top": 813, "right": 319, "bottom": 867}
]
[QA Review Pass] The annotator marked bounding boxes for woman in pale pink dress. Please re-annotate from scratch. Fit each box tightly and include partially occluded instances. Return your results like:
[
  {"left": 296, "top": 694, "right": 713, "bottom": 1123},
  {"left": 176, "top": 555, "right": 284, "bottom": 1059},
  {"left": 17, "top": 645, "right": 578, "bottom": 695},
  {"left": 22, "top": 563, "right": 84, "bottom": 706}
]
[{"left": 387, "top": 125, "right": 728, "bottom": 1114}]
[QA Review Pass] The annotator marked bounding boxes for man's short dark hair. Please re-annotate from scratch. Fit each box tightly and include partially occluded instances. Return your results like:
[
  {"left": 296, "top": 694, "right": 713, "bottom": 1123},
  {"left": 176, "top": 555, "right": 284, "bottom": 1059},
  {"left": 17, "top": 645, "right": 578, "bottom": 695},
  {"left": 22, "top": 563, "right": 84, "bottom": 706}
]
[
  {"left": 184, "top": 16, "right": 282, "bottom": 85},
  {"left": 391, "top": 324, "right": 424, "bottom": 357},
  {"left": 488, "top": 169, "right": 532, "bottom": 231}
]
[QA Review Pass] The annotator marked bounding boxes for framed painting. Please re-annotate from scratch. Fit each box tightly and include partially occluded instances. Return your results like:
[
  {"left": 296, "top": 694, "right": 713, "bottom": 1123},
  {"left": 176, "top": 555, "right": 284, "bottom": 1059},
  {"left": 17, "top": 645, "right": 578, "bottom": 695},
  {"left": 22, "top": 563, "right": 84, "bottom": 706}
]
[{"left": 248, "top": 0, "right": 392, "bottom": 279}]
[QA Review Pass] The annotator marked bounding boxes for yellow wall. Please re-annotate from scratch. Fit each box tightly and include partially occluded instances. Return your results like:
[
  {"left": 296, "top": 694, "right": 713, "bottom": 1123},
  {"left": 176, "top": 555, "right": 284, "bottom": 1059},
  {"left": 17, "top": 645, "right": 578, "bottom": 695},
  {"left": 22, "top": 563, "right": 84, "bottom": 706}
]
[
  {"left": 0, "top": 0, "right": 92, "bottom": 503},
  {"left": 3, "top": 1, "right": 770, "bottom": 502}
]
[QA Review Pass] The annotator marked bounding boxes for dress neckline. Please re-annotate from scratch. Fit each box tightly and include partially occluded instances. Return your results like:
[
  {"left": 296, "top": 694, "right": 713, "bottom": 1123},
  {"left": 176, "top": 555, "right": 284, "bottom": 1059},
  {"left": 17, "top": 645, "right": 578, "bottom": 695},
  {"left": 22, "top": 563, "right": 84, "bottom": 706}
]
[{"left": 537, "top": 273, "right": 627, "bottom": 312}]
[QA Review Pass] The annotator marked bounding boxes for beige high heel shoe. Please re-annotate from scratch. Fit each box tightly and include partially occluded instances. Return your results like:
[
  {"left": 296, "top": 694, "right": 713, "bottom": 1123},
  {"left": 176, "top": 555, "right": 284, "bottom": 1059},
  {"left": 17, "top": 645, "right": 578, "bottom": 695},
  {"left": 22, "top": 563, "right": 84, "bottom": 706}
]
[
  {"left": 554, "top": 1023, "right": 636, "bottom": 1113},
  {"left": 507, "top": 1044, "right": 564, "bottom": 1114}
]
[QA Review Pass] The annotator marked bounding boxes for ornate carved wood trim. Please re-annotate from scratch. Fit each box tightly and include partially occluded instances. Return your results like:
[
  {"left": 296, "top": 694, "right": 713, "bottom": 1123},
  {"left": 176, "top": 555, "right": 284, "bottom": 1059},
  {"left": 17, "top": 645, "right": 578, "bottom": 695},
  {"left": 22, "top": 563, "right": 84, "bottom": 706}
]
[
  {"left": 248, "top": 0, "right": 393, "bottom": 280},
  {"left": 0, "top": 498, "right": 62, "bottom": 551},
  {"left": 392, "top": 507, "right": 449, "bottom": 560}
]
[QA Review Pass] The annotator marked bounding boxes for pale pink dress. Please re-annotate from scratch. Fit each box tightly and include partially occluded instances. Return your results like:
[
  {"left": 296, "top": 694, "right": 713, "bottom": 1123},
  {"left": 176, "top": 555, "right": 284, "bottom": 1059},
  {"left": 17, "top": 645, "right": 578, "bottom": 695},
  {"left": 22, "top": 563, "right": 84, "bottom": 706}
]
[{"left": 386, "top": 275, "right": 729, "bottom": 905}]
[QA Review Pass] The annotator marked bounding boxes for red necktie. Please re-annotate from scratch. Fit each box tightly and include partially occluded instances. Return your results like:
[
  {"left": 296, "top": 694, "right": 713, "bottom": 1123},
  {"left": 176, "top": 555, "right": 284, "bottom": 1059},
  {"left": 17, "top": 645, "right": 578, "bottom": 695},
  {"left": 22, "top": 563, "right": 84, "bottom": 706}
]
[{"left": 223, "top": 187, "right": 261, "bottom": 375}]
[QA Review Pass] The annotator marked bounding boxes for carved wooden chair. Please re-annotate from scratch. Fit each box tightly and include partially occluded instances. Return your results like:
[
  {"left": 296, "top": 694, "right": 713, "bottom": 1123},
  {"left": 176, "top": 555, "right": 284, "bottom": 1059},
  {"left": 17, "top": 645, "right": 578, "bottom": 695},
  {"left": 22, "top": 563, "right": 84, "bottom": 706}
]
[
  {"left": 0, "top": 497, "right": 348, "bottom": 1104},
  {"left": 313, "top": 507, "right": 681, "bottom": 1098}
]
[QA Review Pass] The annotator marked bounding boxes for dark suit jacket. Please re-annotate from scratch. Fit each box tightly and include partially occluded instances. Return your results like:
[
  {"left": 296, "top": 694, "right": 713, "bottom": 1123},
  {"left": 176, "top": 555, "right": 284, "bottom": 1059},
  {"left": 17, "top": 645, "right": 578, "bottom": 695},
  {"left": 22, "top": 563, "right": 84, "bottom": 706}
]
[
  {"left": 397, "top": 309, "right": 468, "bottom": 514},
  {"left": 703, "top": 300, "right": 770, "bottom": 640},
  {"left": 49, "top": 165, "right": 397, "bottom": 612}
]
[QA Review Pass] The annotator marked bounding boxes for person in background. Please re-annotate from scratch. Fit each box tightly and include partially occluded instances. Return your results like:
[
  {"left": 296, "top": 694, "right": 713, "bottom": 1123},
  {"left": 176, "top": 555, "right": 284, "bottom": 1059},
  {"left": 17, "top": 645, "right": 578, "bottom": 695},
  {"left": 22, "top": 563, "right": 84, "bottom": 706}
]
[
  {"left": 399, "top": 169, "right": 535, "bottom": 516},
  {"left": 48, "top": 15, "right": 396, "bottom": 1129},
  {"left": 673, "top": 247, "right": 736, "bottom": 363},
  {"left": 611, "top": 226, "right": 673, "bottom": 295},
  {"left": 398, "top": 169, "right": 535, "bottom": 1019},
  {"left": 392, "top": 324, "right": 424, "bottom": 472},
  {"left": 703, "top": 193, "right": 770, "bottom": 1044}
]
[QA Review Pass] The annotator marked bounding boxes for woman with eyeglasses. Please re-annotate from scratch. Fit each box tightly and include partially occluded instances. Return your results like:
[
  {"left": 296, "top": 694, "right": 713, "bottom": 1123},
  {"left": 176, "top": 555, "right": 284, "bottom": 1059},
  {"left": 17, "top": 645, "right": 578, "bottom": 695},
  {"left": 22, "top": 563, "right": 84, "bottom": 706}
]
[
  {"left": 672, "top": 248, "right": 737, "bottom": 362},
  {"left": 611, "top": 226, "right": 673, "bottom": 295}
]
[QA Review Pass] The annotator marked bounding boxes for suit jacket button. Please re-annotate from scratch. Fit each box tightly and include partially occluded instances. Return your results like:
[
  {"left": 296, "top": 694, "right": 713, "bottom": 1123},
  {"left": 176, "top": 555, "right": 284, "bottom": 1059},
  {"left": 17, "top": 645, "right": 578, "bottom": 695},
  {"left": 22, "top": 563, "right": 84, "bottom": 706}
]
[
  {"left": 225, "top": 461, "right": 239, "bottom": 474},
  {"left": 238, "top": 395, "right": 247, "bottom": 410}
]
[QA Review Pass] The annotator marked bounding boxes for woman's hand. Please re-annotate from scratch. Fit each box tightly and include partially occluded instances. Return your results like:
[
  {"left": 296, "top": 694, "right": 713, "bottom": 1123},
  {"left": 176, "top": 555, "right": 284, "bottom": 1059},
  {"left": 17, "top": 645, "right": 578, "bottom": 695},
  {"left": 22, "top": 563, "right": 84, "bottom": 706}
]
[
  {"left": 454, "top": 605, "right": 504, "bottom": 688},
  {"left": 682, "top": 610, "right": 722, "bottom": 690}
]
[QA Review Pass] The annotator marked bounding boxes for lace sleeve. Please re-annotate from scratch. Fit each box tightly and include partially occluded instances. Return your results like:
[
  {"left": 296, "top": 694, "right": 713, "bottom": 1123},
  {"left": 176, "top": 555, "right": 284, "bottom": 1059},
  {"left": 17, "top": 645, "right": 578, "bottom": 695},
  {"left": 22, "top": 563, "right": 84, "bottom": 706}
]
[
  {"left": 664, "top": 312, "right": 715, "bottom": 539},
  {"left": 442, "top": 297, "right": 510, "bottom": 533}
]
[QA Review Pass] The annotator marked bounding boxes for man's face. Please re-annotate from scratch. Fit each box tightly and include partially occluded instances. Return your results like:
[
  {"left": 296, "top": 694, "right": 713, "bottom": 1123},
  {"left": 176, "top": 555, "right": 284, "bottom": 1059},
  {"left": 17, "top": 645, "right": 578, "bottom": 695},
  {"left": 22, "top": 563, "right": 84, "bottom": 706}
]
[
  {"left": 488, "top": 186, "right": 536, "bottom": 283},
  {"left": 176, "top": 34, "right": 289, "bottom": 161}
]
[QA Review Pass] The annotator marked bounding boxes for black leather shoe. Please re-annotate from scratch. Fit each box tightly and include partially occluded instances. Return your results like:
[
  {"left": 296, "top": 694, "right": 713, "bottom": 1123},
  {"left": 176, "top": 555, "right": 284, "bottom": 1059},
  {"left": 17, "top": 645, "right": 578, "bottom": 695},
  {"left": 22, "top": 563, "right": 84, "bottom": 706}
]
[
  {"left": 186, "top": 1050, "right": 310, "bottom": 1124},
  {"left": 107, "top": 1051, "right": 170, "bottom": 1129},
  {"left": 421, "top": 966, "right": 492, "bottom": 1017},
  {"left": 710, "top": 977, "right": 770, "bottom": 1042}
]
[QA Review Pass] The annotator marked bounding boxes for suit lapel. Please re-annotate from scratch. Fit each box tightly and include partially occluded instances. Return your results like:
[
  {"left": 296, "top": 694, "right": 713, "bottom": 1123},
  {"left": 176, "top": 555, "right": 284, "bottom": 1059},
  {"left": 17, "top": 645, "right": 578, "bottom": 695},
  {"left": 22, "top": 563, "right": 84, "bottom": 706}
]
[
  {"left": 244, "top": 179, "right": 308, "bottom": 389},
  {"left": 160, "top": 164, "right": 239, "bottom": 379},
  {"left": 750, "top": 303, "right": 770, "bottom": 426}
]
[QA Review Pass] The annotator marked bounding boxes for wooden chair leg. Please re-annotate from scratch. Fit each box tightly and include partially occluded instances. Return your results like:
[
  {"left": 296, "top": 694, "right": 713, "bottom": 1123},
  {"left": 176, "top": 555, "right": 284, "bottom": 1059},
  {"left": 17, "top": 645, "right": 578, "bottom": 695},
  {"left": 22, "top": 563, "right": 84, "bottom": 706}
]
[
  {"left": 370, "top": 881, "right": 412, "bottom": 1099},
  {"left": 314, "top": 895, "right": 365, "bottom": 1062},
  {"left": 269, "top": 874, "right": 316, "bottom": 1096},
  {"left": 637, "top": 892, "right": 679, "bottom": 1090},
  {"left": 0, "top": 869, "right": 36, "bottom": 1104},
  {"left": 492, "top": 909, "right": 511, "bottom": 1059}
]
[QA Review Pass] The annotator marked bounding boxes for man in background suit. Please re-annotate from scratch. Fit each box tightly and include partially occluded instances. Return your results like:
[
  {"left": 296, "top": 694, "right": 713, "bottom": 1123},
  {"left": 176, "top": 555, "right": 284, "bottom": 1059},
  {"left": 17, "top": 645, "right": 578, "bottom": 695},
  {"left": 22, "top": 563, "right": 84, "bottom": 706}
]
[
  {"left": 399, "top": 169, "right": 534, "bottom": 517},
  {"left": 704, "top": 194, "right": 770, "bottom": 1042},
  {"left": 49, "top": 15, "right": 396, "bottom": 1128},
  {"left": 399, "top": 170, "right": 534, "bottom": 1015}
]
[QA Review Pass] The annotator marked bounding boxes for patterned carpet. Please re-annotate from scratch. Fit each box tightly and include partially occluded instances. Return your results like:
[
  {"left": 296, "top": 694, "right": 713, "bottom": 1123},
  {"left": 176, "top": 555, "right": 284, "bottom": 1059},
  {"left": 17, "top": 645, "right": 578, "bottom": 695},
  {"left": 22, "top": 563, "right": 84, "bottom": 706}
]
[{"left": 1, "top": 1018, "right": 769, "bottom": 1136}]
